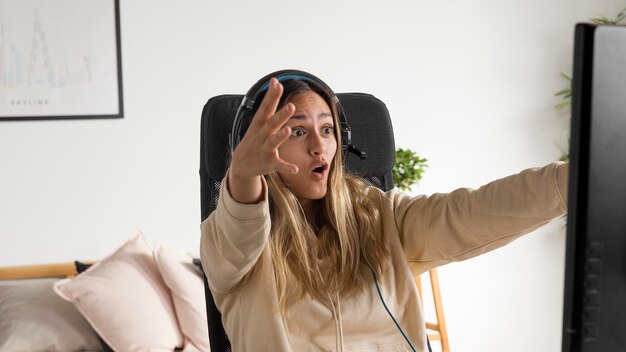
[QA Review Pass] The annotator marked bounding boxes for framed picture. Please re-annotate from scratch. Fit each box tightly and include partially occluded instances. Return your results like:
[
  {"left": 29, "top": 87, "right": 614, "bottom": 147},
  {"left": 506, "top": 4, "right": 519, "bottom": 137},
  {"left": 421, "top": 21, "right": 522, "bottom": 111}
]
[{"left": 0, "top": 0, "right": 123, "bottom": 121}]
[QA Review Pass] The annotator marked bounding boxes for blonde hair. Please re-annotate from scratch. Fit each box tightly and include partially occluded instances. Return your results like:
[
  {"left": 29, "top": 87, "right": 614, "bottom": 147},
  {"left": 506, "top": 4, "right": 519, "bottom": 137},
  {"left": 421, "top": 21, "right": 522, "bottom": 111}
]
[{"left": 264, "top": 80, "right": 389, "bottom": 309}]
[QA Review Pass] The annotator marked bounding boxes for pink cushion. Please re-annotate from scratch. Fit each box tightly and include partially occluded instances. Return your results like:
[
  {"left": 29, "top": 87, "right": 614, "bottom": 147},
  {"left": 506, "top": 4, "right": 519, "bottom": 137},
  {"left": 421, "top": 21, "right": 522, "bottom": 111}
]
[
  {"left": 54, "top": 231, "right": 183, "bottom": 352},
  {"left": 0, "top": 278, "right": 101, "bottom": 351},
  {"left": 154, "top": 243, "right": 209, "bottom": 352}
]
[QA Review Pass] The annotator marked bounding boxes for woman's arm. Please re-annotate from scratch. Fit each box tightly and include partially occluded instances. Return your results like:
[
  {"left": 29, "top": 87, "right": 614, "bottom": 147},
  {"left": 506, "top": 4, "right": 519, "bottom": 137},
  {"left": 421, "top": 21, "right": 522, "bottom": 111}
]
[
  {"left": 390, "top": 162, "right": 568, "bottom": 274},
  {"left": 200, "top": 171, "right": 271, "bottom": 294}
]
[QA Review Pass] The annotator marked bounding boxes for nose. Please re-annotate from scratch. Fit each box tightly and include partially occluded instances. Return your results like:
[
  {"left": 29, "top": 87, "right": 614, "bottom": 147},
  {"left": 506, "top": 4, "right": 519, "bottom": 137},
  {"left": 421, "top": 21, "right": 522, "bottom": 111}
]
[{"left": 309, "top": 131, "right": 326, "bottom": 156}]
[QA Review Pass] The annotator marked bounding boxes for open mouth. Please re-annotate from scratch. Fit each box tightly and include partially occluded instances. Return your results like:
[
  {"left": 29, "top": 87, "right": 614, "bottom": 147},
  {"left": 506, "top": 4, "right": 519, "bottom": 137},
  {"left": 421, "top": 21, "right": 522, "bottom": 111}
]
[{"left": 310, "top": 162, "right": 328, "bottom": 179}]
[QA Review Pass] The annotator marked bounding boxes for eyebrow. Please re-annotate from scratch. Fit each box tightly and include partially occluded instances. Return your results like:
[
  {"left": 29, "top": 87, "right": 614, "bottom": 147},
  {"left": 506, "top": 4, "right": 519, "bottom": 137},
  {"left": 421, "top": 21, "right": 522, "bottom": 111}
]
[{"left": 290, "top": 113, "right": 333, "bottom": 121}]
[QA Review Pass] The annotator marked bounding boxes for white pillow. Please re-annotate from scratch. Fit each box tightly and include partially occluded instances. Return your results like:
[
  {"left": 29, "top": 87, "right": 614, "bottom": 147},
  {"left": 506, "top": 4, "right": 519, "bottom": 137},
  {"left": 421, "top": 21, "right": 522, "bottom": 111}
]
[
  {"left": 54, "top": 231, "right": 183, "bottom": 352},
  {"left": 0, "top": 278, "right": 102, "bottom": 352},
  {"left": 154, "top": 243, "right": 210, "bottom": 352}
]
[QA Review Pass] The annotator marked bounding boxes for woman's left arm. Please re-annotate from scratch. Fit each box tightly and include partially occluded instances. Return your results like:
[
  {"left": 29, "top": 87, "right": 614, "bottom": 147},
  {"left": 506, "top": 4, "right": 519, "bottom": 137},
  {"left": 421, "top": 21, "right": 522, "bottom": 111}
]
[{"left": 388, "top": 162, "right": 568, "bottom": 274}]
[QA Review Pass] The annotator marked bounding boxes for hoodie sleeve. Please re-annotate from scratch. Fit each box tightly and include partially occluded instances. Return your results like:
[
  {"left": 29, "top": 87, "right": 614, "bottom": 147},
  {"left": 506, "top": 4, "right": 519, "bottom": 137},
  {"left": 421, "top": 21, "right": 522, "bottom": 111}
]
[
  {"left": 388, "top": 162, "right": 568, "bottom": 275},
  {"left": 200, "top": 172, "right": 271, "bottom": 294}
]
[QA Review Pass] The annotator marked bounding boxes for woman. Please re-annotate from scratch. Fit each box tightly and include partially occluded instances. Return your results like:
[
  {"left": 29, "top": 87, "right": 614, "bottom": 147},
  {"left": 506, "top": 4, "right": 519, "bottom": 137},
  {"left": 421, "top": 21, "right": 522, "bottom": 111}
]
[{"left": 200, "top": 74, "right": 568, "bottom": 352}]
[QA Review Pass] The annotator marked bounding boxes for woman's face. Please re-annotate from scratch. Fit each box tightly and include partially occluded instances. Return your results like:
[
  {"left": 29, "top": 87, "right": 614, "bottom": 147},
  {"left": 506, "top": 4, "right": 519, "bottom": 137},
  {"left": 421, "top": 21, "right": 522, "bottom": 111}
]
[{"left": 277, "top": 91, "right": 338, "bottom": 206}]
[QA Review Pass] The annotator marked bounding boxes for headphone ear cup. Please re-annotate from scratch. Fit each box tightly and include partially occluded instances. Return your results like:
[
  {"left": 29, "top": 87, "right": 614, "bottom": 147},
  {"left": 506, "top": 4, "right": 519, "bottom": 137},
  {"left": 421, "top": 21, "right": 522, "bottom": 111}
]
[
  {"left": 230, "top": 102, "right": 254, "bottom": 154},
  {"left": 336, "top": 100, "right": 350, "bottom": 148},
  {"left": 230, "top": 105, "right": 244, "bottom": 154},
  {"left": 340, "top": 122, "right": 351, "bottom": 149}
]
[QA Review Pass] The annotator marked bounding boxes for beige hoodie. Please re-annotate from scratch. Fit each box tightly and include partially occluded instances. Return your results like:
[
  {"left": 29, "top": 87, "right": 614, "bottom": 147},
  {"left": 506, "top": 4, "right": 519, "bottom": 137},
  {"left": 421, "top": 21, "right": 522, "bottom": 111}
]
[{"left": 200, "top": 162, "right": 568, "bottom": 351}]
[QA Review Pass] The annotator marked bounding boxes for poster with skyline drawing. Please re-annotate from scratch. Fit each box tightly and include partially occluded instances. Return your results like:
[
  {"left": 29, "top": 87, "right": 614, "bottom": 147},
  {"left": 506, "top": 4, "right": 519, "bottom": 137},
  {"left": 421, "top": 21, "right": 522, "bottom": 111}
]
[{"left": 0, "top": 0, "right": 123, "bottom": 120}]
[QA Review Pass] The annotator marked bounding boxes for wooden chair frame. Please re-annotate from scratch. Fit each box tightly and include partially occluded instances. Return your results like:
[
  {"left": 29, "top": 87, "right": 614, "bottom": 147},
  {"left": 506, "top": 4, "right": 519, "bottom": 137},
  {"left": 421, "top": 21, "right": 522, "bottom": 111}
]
[{"left": 416, "top": 268, "right": 450, "bottom": 352}]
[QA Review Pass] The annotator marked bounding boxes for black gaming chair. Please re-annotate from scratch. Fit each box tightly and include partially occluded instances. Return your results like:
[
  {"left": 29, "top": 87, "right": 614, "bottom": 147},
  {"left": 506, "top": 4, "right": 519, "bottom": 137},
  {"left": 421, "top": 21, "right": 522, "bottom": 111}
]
[{"left": 199, "top": 78, "right": 396, "bottom": 351}]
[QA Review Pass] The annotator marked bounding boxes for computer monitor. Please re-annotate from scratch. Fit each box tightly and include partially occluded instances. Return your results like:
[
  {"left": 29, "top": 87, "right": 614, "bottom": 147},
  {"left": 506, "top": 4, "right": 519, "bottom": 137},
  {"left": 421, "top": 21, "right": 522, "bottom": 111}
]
[{"left": 562, "top": 23, "right": 626, "bottom": 352}]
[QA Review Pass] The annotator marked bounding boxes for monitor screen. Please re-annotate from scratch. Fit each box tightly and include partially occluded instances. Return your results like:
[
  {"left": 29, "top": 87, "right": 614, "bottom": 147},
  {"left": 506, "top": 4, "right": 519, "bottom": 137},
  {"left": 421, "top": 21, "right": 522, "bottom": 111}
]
[{"left": 562, "top": 23, "right": 626, "bottom": 352}]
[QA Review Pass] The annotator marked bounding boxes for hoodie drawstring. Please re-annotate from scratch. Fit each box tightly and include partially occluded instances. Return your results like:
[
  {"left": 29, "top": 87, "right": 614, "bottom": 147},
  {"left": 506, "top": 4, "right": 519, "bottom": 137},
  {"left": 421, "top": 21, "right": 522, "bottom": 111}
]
[
  {"left": 326, "top": 292, "right": 344, "bottom": 352},
  {"left": 317, "top": 268, "right": 345, "bottom": 352},
  {"left": 336, "top": 293, "right": 344, "bottom": 350}
]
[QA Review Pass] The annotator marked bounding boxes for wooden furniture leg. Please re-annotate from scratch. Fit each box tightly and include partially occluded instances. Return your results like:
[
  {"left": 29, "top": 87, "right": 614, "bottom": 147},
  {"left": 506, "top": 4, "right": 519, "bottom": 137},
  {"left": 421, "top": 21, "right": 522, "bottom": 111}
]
[{"left": 416, "top": 268, "right": 450, "bottom": 352}]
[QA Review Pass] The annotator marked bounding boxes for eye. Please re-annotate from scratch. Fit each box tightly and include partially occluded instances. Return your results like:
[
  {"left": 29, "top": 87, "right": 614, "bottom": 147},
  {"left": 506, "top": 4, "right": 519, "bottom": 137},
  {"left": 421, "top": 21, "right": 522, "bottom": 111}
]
[
  {"left": 322, "top": 125, "right": 334, "bottom": 135},
  {"left": 291, "top": 128, "right": 305, "bottom": 137}
]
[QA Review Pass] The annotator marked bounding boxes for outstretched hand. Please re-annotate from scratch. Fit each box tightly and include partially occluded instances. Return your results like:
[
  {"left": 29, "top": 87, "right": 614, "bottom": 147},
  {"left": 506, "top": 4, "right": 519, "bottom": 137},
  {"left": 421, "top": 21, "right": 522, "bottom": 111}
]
[{"left": 228, "top": 78, "right": 298, "bottom": 203}]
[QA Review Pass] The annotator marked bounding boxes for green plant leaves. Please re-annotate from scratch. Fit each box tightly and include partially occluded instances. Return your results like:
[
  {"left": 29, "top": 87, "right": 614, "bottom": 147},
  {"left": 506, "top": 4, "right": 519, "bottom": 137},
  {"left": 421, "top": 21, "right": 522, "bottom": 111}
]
[
  {"left": 392, "top": 148, "right": 428, "bottom": 191},
  {"left": 590, "top": 7, "right": 626, "bottom": 25},
  {"left": 554, "top": 72, "right": 572, "bottom": 109}
]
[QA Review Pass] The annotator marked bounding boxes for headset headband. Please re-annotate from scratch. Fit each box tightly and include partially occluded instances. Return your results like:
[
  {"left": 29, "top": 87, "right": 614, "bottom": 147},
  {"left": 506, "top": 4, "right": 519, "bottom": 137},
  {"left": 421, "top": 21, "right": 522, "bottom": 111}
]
[
  {"left": 230, "top": 69, "right": 365, "bottom": 160},
  {"left": 258, "top": 74, "right": 315, "bottom": 93}
]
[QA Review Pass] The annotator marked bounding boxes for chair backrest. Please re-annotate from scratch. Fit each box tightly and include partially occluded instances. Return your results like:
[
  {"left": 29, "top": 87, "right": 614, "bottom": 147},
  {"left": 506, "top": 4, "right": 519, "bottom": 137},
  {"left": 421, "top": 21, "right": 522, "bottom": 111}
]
[{"left": 199, "top": 92, "right": 396, "bottom": 351}]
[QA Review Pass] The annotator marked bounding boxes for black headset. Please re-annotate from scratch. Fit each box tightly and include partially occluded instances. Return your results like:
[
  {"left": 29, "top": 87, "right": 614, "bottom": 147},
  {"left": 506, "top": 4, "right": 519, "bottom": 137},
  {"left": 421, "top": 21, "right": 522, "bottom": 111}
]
[{"left": 229, "top": 69, "right": 366, "bottom": 160}]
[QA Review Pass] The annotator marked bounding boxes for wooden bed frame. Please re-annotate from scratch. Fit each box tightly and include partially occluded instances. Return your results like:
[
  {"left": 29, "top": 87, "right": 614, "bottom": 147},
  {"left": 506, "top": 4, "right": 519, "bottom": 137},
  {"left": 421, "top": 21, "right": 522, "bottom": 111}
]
[{"left": 0, "top": 262, "right": 95, "bottom": 281}]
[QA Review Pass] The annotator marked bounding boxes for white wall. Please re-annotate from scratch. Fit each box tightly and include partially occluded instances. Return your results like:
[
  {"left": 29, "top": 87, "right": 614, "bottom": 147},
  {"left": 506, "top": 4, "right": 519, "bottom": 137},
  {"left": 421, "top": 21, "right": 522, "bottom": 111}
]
[{"left": 1, "top": 0, "right": 625, "bottom": 351}]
